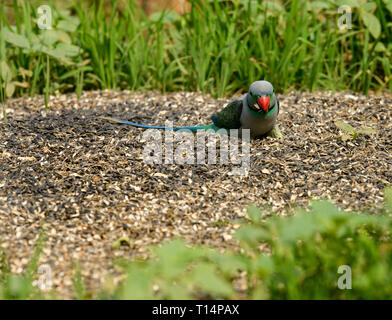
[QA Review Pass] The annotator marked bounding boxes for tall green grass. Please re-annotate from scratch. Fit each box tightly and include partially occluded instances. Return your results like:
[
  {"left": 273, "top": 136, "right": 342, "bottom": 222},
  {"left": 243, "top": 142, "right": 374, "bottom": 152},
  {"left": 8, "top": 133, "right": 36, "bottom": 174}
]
[{"left": 0, "top": 0, "right": 391, "bottom": 105}]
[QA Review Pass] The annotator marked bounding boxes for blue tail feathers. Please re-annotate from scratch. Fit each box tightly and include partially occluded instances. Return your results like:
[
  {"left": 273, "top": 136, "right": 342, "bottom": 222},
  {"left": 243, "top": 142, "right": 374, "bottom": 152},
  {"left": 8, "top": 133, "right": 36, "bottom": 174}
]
[{"left": 99, "top": 116, "right": 208, "bottom": 132}]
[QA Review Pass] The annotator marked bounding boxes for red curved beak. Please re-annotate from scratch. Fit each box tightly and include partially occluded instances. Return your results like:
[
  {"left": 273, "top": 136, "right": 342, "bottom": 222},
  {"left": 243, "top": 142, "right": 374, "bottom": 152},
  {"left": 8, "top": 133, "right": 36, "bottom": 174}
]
[{"left": 257, "top": 96, "right": 270, "bottom": 112}]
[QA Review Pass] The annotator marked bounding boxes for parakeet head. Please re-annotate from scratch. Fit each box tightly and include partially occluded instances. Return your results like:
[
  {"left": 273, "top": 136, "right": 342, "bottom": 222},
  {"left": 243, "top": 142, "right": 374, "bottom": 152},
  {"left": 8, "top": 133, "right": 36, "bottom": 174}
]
[{"left": 246, "top": 80, "right": 275, "bottom": 113}]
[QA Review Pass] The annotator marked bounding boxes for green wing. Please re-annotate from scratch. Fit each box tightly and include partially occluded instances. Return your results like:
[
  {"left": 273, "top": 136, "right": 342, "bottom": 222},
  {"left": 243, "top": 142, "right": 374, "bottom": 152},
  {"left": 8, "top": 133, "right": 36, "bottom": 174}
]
[{"left": 211, "top": 99, "right": 243, "bottom": 129}]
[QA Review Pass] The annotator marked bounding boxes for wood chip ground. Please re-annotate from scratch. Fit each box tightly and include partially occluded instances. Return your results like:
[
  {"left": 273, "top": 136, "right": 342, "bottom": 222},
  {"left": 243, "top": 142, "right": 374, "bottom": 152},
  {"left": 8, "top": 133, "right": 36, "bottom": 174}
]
[{"left": 0, "top": 90, "right": 391, "bottom": 298}]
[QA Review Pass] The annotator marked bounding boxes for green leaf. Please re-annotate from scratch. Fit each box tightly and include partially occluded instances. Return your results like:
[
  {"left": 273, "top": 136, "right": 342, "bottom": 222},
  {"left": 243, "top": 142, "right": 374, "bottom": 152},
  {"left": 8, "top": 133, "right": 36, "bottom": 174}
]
[
  {"left": 360, "top": 11, "right": 381, "bottom": 38},
  {"left": 307, "top": 1, "right": 331, "bottom": 11},
  {"left": 234, "top": 225, "right": 270, "bottom": 244},
  {"left": 159, "top": 283, "right": 192, "bottom": 300},
  {"left": 341, "top": 134, "right": 353, "bottom": 141},
  {"left": 263, "top": 1, "right": 285, "bottom": 12},
  {"left": 211, "top": 252, "right": 247, "bottom": 276},
  {"left": 385, "top": 187, "right": 392, "bottom": 213},
  {"left": 6, "top": 275, "right": 30, "bottom": 298},
  {"left": 40, "top": 30, "right": 71, "bottom": 47},
  {"left": 40, "top": 30, "right": 60, "bottom": 47},
  {"left": 6, "top": 83, "right": 15, "bottom": 97},
  {"left": 362, "top": 2, "right": 377, "bottom": 11},
  {"left": 150, "top": 10, "right": 181, "bottom": 23},
  {"left": 278, "top": 212, "right": 325, "bottom": 243},
  {"left": 59, "top": 10, "right": 80, "bottom": 26},
  {"left": 3, "top": 29, "right": 30, "bottom": 49},
  {"left": 56, "top": 30, "right": 72, "bottom": 44},
  {"left": 310, "top": 200, "right": 342, "bottom": 216},
  {"left": 335, "top": 121, "right": 355, "bottom": 134},
  {"left": 0, "top": 61, "right": 13, "bottom": 83},
  {"left": 122, "top": 264, "right": 154, "bottom": 299},
  {"left": 54, "top": 43, "right": 81, "bottom": 57},
  {"left": 40, "top": 47, "right": 74, "bottom": 65},
  {"left": 153, "top": 239, "right": 207, "bottom": 280},
  {"left": 374, "top": 43, "right": 387, "bottom": 52},
  {"left": 336, "top": 0, "right": 360, "bottom": 7},
  {"left": 256, "top": 255, "right": 275, "bottom": 276},
  {"left": 251, "top": 284, "right": 270, "bottom": 299},
  {"left": 189, "top": 263, "right": 233, "bottom": 297},
  {"left": 57, "top": 20, "right": 78, "bottom": 33},
  {"left": 59, "top": 9, "right": 72, "bottom": 17},
  {"left": 356, "top": 127, "right": 377, "bottom": 135},
  {"left": 247, "top": 204, "right": 262, "bottom": 222},
  {"left": 383, "top": 0, "right": 392, "bottom": 14}
]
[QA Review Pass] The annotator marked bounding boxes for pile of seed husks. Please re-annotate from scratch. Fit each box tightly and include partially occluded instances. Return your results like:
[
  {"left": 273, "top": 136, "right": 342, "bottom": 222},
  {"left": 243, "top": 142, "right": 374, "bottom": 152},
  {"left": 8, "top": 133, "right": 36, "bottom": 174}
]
[{"left": 0, "top": 89, "right": 391, "bottom": 298}]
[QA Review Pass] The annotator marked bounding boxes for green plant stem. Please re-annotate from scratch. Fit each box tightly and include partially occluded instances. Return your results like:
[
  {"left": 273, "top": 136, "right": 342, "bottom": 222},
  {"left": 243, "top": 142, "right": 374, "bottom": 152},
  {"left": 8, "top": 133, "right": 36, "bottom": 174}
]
[{"left": 44, "top": 54, "right": 49, "bottom": 109}]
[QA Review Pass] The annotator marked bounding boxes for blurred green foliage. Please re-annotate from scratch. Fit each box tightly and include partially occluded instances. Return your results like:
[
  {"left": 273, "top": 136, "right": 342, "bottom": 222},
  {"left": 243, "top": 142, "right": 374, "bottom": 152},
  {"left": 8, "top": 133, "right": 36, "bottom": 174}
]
[
  {"left": 1, "top": 187, "right": 392, "bottom": 299},
  {"left": 108, "top": 188, "right": 392, "bottom": 299}
]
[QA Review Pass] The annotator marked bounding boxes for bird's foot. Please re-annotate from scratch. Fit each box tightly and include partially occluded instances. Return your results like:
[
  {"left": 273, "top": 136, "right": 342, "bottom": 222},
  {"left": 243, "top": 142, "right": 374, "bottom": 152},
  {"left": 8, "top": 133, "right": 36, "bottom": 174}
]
[{"left": 267, "top": 126, "right": 283, "bottom": 139}]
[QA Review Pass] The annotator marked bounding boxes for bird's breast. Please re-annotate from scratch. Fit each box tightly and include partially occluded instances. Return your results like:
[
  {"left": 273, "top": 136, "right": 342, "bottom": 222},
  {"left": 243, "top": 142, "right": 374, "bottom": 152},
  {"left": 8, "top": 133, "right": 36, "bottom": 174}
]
[{"left": 240, "top": 98, "right": 278, "bottom": 137}]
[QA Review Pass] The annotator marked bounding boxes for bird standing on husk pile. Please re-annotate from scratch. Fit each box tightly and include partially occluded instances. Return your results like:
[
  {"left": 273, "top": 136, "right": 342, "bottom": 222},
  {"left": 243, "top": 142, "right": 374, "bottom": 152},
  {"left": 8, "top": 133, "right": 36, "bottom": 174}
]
[{"left": 100, "top": 80, "right": 283, "bottom": 139}]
